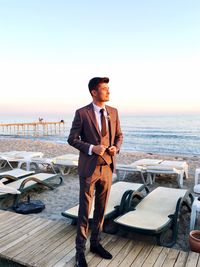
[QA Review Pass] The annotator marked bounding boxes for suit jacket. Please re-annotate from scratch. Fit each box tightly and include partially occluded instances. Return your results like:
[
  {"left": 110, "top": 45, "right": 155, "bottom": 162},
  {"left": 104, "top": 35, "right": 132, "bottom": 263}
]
[{"left": 68, "top": 103, "right": 123, "bottom": 177}]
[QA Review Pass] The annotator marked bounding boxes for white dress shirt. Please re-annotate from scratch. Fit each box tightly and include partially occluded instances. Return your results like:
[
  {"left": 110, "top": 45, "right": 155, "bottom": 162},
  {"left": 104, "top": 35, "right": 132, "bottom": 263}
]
[{"left": 88, "top": 103, "right": 108, "bottom": 155}]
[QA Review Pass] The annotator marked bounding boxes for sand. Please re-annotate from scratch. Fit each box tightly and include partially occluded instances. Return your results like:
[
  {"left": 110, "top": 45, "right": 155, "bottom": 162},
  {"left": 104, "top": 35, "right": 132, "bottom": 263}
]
[{"left": 0, "top": 138, "right": 200, "bottom": 252}]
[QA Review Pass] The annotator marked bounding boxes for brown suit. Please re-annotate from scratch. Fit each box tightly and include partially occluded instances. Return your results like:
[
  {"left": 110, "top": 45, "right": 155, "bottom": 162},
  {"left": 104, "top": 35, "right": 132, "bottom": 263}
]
[{"left": 68, "top": 103, "right": 123, "bottom": 253}]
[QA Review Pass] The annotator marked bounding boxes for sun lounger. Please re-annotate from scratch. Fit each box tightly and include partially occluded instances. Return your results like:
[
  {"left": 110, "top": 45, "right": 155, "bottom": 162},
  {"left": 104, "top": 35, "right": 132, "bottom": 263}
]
[
  {"left": 116, "top": 159, "right": 189, "bottom": 188},
  {"left": 0, "top": 173, "right": 63, "bottom": 200},
  {"left": 0, "top": 151, "right": 43, "bottom": 171},
  {"left": 0, "top": 169, "right": 35, "bottom": 183},
  {"left": 0, "top": 155, "right": 23, "bottom": 170},
  {"left": 114, "top": 186, "right": 192, "bottom": 247},
  {"left": 61, "top": 182, "right": 146, "bottom": 225},
  {"left": 0, "top": 181, "right": 21, "bottom": 194},
  {"left": 30, "top": 154, "right": 78, "bottom": 175}
]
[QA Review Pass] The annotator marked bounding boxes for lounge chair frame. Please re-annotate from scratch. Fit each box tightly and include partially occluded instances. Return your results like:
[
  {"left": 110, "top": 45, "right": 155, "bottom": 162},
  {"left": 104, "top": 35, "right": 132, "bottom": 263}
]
[
  {"left": 114, "top": 188, "right": 193, "bottom": 247},
  {"left": 0, "top": 174, "right": 63, "bottom": 209},
  {"left": 116, "top": 159, "right": 189, "bottom": 188},
  {"left": 61, "top": 183, "right": 148, "bottom": 229}
]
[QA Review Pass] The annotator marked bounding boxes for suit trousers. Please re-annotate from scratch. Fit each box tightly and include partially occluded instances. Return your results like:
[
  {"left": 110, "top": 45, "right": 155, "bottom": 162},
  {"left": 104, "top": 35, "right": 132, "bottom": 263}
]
[{"left": 75, "top": 164, "right": 112, "bottom": 254}]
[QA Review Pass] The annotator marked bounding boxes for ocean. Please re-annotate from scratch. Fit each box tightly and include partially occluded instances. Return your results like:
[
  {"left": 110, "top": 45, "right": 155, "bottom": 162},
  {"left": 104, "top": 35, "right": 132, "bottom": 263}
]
[{"left": 0, "top": 114, "right": 200, "bottom": 156}]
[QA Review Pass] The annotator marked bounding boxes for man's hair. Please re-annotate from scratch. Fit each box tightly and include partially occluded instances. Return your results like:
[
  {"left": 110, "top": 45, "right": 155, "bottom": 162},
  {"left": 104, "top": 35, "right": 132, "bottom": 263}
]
[{"left": 88, "top": 77, "right": 109, "bottom": 95}]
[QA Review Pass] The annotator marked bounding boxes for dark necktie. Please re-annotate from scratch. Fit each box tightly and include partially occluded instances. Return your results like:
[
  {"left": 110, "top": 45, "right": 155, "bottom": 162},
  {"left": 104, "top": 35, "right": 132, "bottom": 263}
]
[{"left": 100, "top": 109, "right": 107, "bottom": 137}]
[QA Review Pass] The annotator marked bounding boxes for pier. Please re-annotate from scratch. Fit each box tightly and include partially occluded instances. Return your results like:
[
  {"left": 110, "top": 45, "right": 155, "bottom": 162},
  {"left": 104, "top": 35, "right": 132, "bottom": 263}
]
[{"left": 0, "top": 121, "right": 65, "bottom": 136}]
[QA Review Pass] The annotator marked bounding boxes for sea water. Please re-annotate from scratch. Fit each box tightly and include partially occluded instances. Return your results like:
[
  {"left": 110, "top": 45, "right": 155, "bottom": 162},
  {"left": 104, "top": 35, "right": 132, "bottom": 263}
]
[{"left": 0, "top": 114, "right": 200, "bottom": 156}]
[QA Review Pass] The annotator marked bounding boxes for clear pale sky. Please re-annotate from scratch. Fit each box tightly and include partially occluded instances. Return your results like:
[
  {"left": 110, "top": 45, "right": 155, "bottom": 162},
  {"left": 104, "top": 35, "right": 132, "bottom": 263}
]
[{"left": 0, "top": 0, "right": 200, "bottom": 118}]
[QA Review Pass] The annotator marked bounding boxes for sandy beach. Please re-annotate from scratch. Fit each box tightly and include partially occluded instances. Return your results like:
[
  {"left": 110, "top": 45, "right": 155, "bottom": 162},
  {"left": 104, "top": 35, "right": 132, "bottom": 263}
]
[{"left": 0, "top": 138, "right": 200, "bottom": 252}]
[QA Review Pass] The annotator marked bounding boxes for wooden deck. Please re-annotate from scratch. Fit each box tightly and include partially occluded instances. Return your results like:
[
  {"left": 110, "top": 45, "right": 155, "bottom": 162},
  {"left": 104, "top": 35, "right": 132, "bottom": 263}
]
[{"left": 0, "top": 210, "right": 199, "bottom": 267}]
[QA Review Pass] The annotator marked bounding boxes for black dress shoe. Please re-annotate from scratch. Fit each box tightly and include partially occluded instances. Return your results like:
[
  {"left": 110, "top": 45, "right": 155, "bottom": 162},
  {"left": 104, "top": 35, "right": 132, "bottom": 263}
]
[
  {"left": 90, "top": 243, "right": 113, "bottom": 259},
  {"left": 75, "top": 252, "right": 88, "bottom": 267}
]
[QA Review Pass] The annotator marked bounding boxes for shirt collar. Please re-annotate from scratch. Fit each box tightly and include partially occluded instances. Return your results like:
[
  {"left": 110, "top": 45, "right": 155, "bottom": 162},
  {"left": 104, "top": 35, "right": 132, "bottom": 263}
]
[{"left": 92, "top": 103, "right": 106, "bottom": 113}]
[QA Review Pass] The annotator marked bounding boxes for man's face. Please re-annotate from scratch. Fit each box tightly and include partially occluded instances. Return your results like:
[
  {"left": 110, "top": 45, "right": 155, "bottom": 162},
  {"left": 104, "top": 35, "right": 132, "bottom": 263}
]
[{"left": 92, "top": 82, "right": 110, "bottom": 102}]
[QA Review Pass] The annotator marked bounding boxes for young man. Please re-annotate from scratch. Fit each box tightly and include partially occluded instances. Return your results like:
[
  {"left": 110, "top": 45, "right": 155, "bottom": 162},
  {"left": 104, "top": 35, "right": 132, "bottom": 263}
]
[{"left": 68, "top": 77, "right": 123, "bottom": 267}]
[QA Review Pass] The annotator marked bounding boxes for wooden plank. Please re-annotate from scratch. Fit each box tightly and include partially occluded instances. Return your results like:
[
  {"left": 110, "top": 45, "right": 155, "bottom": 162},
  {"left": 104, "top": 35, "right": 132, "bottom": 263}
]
[
  {"left": 0, "top": 213, "right": 29, "bottom": 234},
  {"left": 161, "top": 248, "right": 180, "bottom": 267},
  {"left": 0, "top": 211, "right": 21, "bottom": 221},
  {"left": 0, "top": 215, "right": 37, "bottom": 239},
  {"left": 0, "top": 217, "right": 44, "bottom": 251},
  {"left": 1, "top": 212, "right": 200, "bottom": 267},
  {"left": 13, "top": 222, "right": 68, "bottom": 264},
  {"left": 118, "top": 241, "right": 145, "bottom": 266},
  {"left": 142, "top": 245, "right": 164, "bottom": 267},
  {"left": 0, "top": 213, "right": 30, "bottom": 230},
  {"left": 0, "top": 216, "right": 42, "bottom": 239},
  {"left": 19, "top": 226, "right": 75, "bottom": 266},
  {"left": 36, "top": 227, "right": 78, "bottom": 267},
  {"left": 153, "top": 247, "right": 170, "bottom": 267},
  {"left": 0, "top": 219, "right": 51, "bottom": 256},
  {"left": 96, "top": 237, "right": 129, "bottom": 267},
  {"left": 107, "top": 240, "right": 136, "bottom": 267},
  {"left": 31, "top": 226, "right": 76, "bottom": 267},
  {"left": 130, "top": 244, "right": 154, "bottom": 266},
  {"left": 27, "top": 226, "right": 76, "bottom": 266},
  {"left": 174, "top": 251, "right": 189, "bottom": 267},
  {"left": 88, "top": 235, "right": 120, "bottom": 267},
  {"left": 6, "top": 221, "right": 59, "bottom": 259},
  {"left": 64, "top": 232, "right": 112, "bottom": 267},
  {"left": 185, "top": 251, "right": 199, "bottom": 267}
]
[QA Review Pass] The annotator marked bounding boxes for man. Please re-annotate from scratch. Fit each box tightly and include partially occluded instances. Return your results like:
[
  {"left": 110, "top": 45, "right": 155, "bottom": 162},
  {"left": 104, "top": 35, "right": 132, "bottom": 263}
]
[{"left": 68, "top": 77, "right": 123, "bottom": 267}]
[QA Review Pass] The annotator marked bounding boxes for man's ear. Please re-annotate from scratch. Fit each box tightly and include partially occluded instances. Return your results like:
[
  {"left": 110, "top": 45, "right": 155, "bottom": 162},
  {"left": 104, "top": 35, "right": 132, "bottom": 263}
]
[{"left": 91, "top": 89, "right": 97, "bottom": 97}]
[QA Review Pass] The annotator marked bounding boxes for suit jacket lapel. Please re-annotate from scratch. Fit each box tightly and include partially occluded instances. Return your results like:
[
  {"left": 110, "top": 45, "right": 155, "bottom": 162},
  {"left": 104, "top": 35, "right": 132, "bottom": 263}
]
[
  {"left": 105, "top": 105, "right": 114, "bottom": 141},
  {"left": 87, "top": 103, "right": 101, "bottom": 137}
]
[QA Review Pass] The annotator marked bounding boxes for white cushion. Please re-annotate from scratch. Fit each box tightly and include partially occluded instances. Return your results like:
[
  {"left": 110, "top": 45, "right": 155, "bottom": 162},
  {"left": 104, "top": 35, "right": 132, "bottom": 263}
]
[
  {"left": 115, "top": 187, "right": 187, "bottom": 231},
  {"left": 63, "top": 182, "right": 144, "bottom": 219}
]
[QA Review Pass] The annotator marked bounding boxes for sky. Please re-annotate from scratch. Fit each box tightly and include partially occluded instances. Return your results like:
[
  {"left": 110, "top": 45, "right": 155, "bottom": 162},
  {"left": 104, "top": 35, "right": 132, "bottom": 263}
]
[{"left": 0, "top": 0, "right": 200, "bottom": 120}]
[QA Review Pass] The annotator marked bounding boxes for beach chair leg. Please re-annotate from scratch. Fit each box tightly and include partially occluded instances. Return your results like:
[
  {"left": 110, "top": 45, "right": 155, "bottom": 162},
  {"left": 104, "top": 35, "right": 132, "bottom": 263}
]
[
  {"left": 156, "top": 234, "right": 163, "bottom": 246},
  {"left": 51, "top": 164, "right": 58, "bottom": 174},
  {"left": 63, "top": 167, "right": 71, "bottom": 175},
  {"left": 177, "top": 172, "right": 184, "bottom": 188},
  {"left": 116, "top": 169, "right": 120, "bottom": 181},
  {"left": 182, "top": 199, "right": 192, "bottom": 212},
  {"left": 122, "top": 170, "right": 127, "bottom": 180},
  {"left": 146, "top": 173, "right": 153, "bottom": 184},
  {"left": 103, "top": 218, "right": 119, "bottom": 234},
  {"left": 12, "top": 194, "right": 22, "bottom": 209},
  {"left": 7, "top": 160, "right": 14, "bottom": 170},
  {"left": 190, "top": 204, "right": 197, "bottom": 231},
  {"left": 47, "top": 175, "right": 63, "bottom": 187},
  {"left": 140, "top": 172, "right": 146, "bottom": 184},
  {"left": 158, "top": 198, "right": 182, "bottom": 247},
  {"left": 71, "top": 218, "right": 77, "bottom": 225},
  {"left": 118, "top": 190, "right": 135, "bottom": 215},
  {"left": 0, "top": 161, "right": 7, "bottom": 169},
  {"left": 184, "top": 167, "right": 189, "bottom": 179}
]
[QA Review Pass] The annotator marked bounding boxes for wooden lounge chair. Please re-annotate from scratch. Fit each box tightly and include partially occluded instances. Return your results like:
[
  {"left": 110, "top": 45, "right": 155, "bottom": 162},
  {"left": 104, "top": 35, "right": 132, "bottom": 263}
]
[
  {"left": 61, "top": 181, "right": 147, "bottom": 225},
  {"left": 114, "top": 186, "right": 193, "bottom": 247}
]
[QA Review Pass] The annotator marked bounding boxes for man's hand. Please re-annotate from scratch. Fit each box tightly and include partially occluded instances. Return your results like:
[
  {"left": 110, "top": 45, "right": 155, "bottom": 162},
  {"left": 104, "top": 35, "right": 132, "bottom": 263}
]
[
  {"left": 92, "top": 145, "right": 107, "bottom": 156},
  {"left": 107, "top": 146, "right": 117, "bottom": 156}
]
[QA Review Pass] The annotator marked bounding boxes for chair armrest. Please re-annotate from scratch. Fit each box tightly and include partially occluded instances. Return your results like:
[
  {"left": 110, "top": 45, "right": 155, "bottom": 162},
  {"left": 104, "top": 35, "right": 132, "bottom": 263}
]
[{"left": 0, "top": 175, "right": 18, "bottom": 182}]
